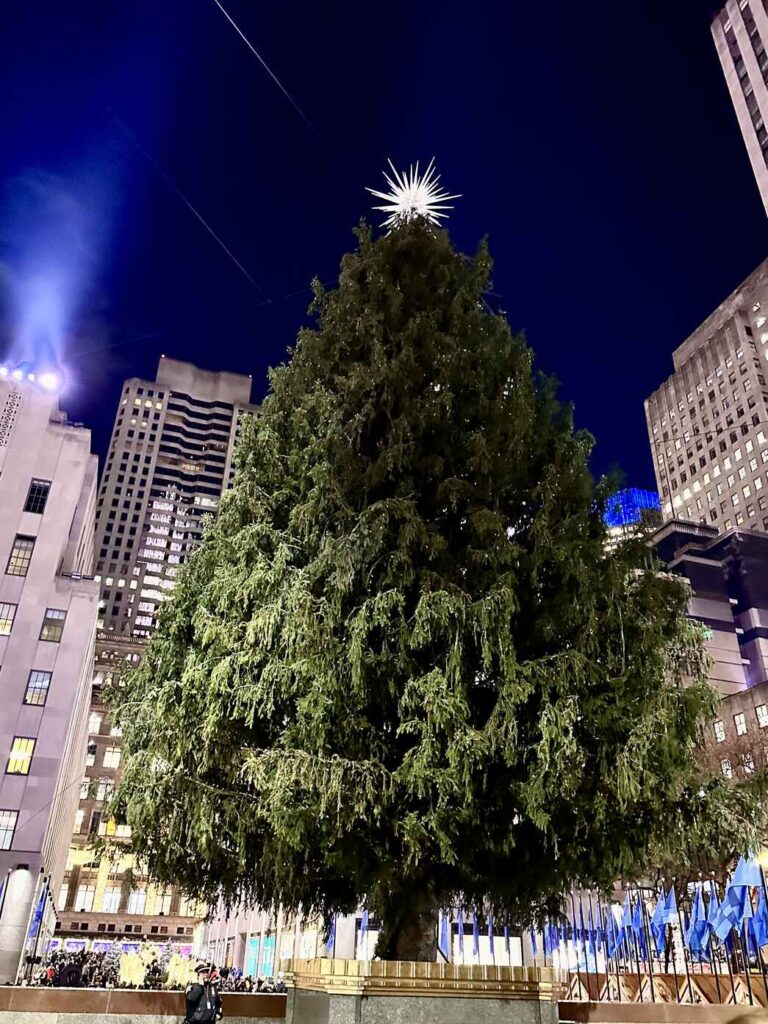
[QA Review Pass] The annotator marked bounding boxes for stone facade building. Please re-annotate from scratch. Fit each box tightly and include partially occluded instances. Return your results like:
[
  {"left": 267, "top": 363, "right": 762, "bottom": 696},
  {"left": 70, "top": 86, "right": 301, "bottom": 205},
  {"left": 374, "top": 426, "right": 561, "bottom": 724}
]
[
  {"left": 712, "top": 1, "right": 768, "bottom": 215},
  {"left": 645, "top": 259, "right": 768, "bottom": 534},
  {"left": 0, "top": 367, "right": 99, "bottom": 981}
]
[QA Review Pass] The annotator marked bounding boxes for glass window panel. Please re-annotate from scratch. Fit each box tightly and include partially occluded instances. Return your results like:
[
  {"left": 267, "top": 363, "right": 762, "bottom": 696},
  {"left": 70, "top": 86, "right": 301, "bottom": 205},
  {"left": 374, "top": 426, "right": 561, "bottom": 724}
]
[
  {"left": 40, "top": 608, "right": 67, "bottom": 642},
  {"left": 6, "top": 535, "right": 35, "bottom": 576},
  {"left": 24, "top": 670, "right": 51, "bottom": 706},
  {"left": 7, "top": 736, "right": 35, "bottom": 774},
  {"left": 24, "top": 479, "right": 51, "bottom": 515}
]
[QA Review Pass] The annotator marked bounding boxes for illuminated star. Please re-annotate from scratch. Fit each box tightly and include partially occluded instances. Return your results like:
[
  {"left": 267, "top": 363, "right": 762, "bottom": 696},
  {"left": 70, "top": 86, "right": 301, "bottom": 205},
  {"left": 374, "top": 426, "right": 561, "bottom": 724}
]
[{"left": 366, "top": 159, "right": 460, "bottom": 229}]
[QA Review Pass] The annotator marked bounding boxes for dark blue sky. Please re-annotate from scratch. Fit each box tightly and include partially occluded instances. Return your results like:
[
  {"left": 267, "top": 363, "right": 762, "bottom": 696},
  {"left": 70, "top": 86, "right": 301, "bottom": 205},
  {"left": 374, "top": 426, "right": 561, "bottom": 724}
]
[{"left": 0, "top": 0, "right": 765, "bottom": 488}]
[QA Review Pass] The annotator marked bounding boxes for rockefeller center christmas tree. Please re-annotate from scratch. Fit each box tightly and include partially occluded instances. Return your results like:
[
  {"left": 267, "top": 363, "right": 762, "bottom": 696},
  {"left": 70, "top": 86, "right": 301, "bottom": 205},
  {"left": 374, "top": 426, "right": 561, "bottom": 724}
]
[{"left": 110, "top": 165, "right": 763, "bottom": 961}]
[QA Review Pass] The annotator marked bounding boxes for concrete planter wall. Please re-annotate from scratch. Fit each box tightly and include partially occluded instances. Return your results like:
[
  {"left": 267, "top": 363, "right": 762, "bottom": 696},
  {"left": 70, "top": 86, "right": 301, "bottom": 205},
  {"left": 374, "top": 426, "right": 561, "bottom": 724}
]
[
  {"left": 0, "top": 986, "right": 286, "bottom": 1022},
  {"left": 284, "top": 958, "right": 567, "bottom": 1024}
]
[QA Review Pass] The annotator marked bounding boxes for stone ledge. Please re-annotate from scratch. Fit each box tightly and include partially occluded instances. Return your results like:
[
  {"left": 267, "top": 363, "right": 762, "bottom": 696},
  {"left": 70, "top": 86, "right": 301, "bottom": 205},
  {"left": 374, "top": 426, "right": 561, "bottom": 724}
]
[{"left": 0, "top": 988, "right": 286, "bottom": 1019}]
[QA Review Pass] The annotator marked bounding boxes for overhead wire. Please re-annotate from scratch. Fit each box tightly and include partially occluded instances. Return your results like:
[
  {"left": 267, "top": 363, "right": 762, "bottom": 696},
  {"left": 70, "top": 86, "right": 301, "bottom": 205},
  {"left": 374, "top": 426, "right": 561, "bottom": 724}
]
[{"left": 209, "top": 0, "right": 319, "bottom": 138}]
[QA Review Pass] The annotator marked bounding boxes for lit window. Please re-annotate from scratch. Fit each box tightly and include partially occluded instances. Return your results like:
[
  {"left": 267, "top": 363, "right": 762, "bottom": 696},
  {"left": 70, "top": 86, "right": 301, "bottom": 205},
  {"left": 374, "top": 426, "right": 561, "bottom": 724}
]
[
  {"left": 88, "top": 712, "right": 103, "bottom": 735},
  {"left": 714, "top": 720, "right": 725, "bottom": 743},
  {"left": 96, "top": 778, "right": 114, "bottom": 801},
  {"left": 23, "top": 479, "right": 51, "bottom": 515},
  {"left": 743, "top": 753, "right": 756, "bottom": 774},
  {"left": 39, "top": 608, "right": 67, "bottom": 642},
  {"left": 735, "top": 712, "right": 748, "bottom": 736},
  {"left": 7, "top": 736, "right": 35, "bottom": 774},
  {"left": 23, "top": 670, "right": 51, "bottom": 706},
  {"left": 6, "top": 535, "right": 35, "bottom": 576},
  {"left": 0, "top": 602, "right": 17, "bottom": 636},
  {"left": 0, "top": 809, "right": 18, "bottom": 849},
  {"left": 127, "top": 889, "right": 147, "bottom": 914},
  {"left": 102, "top": 885, "right": 121, "bottom": 913},
  {"left": 757, "top": 705, "right": 768, "bottom": 729},
  {"left": 79, "top": 778, "right": 90, "bottom": 799},
  {"left": 74, "top": 809, "right": 85, "bottom": 833},
  {"left": 75, "top": 884, "right": 96, "bottom": 912},
  {"left": 103, "top": 746, "right": 121, "bottom": 769},
  {"left": 721, "top": 758, "right": 734, "bottom": 779}
]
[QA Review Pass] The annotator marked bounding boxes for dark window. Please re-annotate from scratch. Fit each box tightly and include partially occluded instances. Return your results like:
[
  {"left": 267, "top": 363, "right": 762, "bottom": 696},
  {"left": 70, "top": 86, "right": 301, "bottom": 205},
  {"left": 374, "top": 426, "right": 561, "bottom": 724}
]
[{"left": 24, "top": 479, "right": 51, "bottom": 515}]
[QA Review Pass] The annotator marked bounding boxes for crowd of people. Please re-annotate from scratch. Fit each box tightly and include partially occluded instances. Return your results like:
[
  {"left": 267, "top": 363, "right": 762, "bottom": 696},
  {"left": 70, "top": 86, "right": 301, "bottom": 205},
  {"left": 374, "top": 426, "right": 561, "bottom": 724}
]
[{"left": 28, "top": 946, "right": 286, "bottom": 993}]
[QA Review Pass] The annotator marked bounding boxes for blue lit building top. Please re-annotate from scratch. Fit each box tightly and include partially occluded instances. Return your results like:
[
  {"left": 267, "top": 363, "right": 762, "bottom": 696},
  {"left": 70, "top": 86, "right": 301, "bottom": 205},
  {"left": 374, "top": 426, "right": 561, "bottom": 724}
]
[{"left": 604, "top": 488, "right": 661, "bottom": 529}]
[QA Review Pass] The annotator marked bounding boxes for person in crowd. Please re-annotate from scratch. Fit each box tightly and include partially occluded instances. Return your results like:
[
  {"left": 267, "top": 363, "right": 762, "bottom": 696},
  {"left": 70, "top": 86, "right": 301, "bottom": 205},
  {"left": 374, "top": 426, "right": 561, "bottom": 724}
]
[{"left": 184, "top": 962, "right": 223, "bottom": 1023}]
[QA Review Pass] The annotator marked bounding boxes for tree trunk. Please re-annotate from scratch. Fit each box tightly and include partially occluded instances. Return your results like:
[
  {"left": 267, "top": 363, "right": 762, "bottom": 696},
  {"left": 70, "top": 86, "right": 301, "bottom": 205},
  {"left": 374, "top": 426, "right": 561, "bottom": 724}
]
[{"left": 375, "top": 886, "right": 439, "bottom": 962}]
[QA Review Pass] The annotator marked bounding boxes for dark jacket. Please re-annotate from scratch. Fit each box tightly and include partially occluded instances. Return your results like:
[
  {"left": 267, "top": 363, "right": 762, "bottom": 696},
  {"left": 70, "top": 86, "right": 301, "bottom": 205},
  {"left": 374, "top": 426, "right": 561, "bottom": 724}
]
[{"left": 184, "top": 981, "right": 223, "bottom": 1022}]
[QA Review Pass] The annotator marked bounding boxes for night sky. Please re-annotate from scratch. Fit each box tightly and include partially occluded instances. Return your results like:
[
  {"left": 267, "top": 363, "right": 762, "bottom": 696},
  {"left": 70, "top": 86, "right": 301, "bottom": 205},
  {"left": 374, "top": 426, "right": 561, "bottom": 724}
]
[{"left": 0, "top": 0, "right": 765, "bottom": 489}]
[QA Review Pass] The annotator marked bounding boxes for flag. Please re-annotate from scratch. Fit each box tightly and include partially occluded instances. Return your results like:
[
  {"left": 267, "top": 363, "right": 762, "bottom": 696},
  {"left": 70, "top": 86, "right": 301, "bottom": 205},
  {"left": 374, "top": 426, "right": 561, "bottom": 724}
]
[
  {"left": 438, "top": 910, "right": 449, "bottom": 960},
  {"left": 28, "top": 889, "right": 46, "bottom": 940},
  {"left": 617, "top": 893, "right": 632, "bottom": 953},
  {"left": 650, "top": 889, "right": 666, "bottom": 955},
  {"left": 753, "top": 887, "right": 768, "bottom": 949},
  {"left": 458, "top": 909, "right": 465, "bottom": 962},
  {"left": 631, "top": 894, "right": 647, "bottom": 961},
  {"left": 712, "top": 878, "right": 753, "bottom": 942},
  {"left": 685, "top": 884, "right": 708, "bottom": 960},
  {"left": 605, "top": 906, "right": 619, "bottom": 960},
  {"left": 325, "top": 915, "right": 336, "bottom": 957},
  {"left": 487, "top": 910, "right": 495, "bottom": 960},
  {"left": 504, "top": 922, "right": 511, "bottom": 956},
  {"left": 472, "top": 910, "right": 480, "bottom": 959},
  {"left": 662, "top": 884, "right": 678, "bottom": 925},
  {"left": 360, "top": 908, "right": 369, "bottom": 953},
  {"left": 733, "top": 855, "right": 762, "bottom": 888},
  {"left": 587, "top": 902, "right": 598, "bottom": 963},
  {"left": 529, "top": 927, "right": 537, "bottom": 958},
  {"left": 543, "top": 919, "right": 551, "bottom": 957}
]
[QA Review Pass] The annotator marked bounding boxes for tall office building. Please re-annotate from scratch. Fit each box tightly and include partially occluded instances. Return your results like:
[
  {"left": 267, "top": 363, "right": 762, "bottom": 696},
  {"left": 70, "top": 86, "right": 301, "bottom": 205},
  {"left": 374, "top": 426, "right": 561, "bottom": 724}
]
[
  {"left": 645, "top": 258, "right": 768, "bottom": 534},
  {"left": 0, "top": 365, "right": 99, "bottom": 982},
  {"left": 712, "top": 1, "right": 768, "bottom": 215},
  {"left": 57, "top": 357, "right": 257, "bottom": 955}
]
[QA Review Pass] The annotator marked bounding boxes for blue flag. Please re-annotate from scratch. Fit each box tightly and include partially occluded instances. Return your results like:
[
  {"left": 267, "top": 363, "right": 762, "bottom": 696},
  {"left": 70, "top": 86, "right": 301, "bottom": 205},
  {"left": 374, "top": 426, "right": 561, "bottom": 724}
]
[
  {"left": 458, "top": 909, "right": 465, "bottom": 961},
  {"left": 28, "top": 889, "right": 46, "bottom": 940},
  {"left": 325, "top": 915, "right": 336, "bottom": 957},
  {"left": 617, "top": 893, "right": 632, "bottom": 952},
  {"left": 685, "top": 884, "right": 708, "bottom": 959},
  {"left": 438, "top": 910, "right": 449, "bottom": 960},
  {"left": 587, "top": 903, "right": 598, "bottom": 963},
  {"left": 713, "top": 878, "right": 753, "bottom": 941},
  {"left": 753, "top": 887, "right": 768, "bottom": 949},
  {"left": 733, "top": 855, "right": 761, "bottom": 888},
  {"left": 504, "top": 922, "right": 511, "bottom": 956},
  {"left": 662, "top": 884, "right": 678, "bottom": 925},
  {"left": 650, "top": 889, "right": 666, "bottom": 955},
  {"left": 707, "top": 880, "right": 720, "bottom": 936},
  {"left": 631, "top": 895, "right": 647, "bottom": 961},
  {"left": 472, "top": 910, "right": 480, "bottom": 959},
  {"left": 360, "top": 908, "right": 369, "bottom": 948},
  {"left": 605, "top": 906, "right": 619, "bottom": 959},
  {"left": 488, "top": 910, "right": 495, "bottom": 960},
  {"left": 529, "top": 927, "right": 537, "bottom": 958}
]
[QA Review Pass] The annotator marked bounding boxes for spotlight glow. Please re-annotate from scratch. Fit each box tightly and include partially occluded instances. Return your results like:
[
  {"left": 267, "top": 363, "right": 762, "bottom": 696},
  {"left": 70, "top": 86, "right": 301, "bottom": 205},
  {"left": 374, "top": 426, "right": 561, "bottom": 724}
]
[
  {"left": 38, "top": 371, "right": 60, "bottom": 393},
  {"left": 0, "top": 367, "right": 7, "bottom": 377},
  {"left": 11, "top": 369, "right": 23, "bottom": 381}
]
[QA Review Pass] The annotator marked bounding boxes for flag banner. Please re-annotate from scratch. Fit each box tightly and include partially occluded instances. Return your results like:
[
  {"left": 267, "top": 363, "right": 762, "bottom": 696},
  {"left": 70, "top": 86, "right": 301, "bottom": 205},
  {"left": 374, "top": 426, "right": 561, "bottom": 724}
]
[
  {"left": 529, "top": 927, "right": 537, "bottom": 958},
  {"left": 472, "top": 910, "right": 480, "bottom": 959},
  {"left": 712, "top": 878, "right": 752, "bottom": 942},
  {"left": 650, "top": 889, "right": 666, "bottom": 956},
  {"left": 438, "top": 909, "right": 449, "bottom": 960},
  {"left": 685, "top": 884, "right": 708, "bottom": 961},
  {"left": 458, "top": 909, "right": 465, "bottom": 962},
  {"left": 504, "top": 922, "right": 511, "bottom": 956},
  {"left": 631, "top": 893, "right": 648, "bottom": 962},
  {"left": 733, "top": 855, "right": 762, "bottom": 888},
  {"left": 27, "top": 889, "right": 46, "bottom": 941},
  {"left": 487, "top": 910, "right": 495, "bottom": 960},
  {"left": 325, "top": 915, "right": 336, "bottom": 957}
]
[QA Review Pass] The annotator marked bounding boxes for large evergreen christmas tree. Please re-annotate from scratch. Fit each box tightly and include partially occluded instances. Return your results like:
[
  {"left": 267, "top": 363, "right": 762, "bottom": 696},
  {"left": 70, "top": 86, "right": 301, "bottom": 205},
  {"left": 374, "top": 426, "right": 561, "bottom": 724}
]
[{"left": 111, "top": 201, "right": 762, "bottom": 960}]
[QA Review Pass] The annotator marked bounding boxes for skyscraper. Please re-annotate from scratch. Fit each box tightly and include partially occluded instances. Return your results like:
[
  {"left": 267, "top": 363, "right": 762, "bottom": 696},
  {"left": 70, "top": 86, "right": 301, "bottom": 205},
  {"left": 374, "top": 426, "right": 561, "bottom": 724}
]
[
  {"left": 0, "top": 366, "right": 99, "bottom": 982},
  {"left": 57, "top": 357, "right": 257, "bottom": 954},
  {"left": 96, "top": 356, "right": 256, "bottom": 638},
  {"left": 712, "top": 1, "right": 768, "bottom": 215},
  {"left": 645, "top": 258, "right": 768, "bottom": 533}
]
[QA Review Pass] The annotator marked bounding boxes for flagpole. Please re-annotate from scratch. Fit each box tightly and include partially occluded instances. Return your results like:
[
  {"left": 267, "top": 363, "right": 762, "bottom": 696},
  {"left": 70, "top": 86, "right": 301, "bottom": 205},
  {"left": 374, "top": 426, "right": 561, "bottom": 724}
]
[
  {"left": 638, "top": 887, "right": 656, "bottom": 1003},
  {"left": 569, "top": 890, "right": 585, "bottom": 1000},
  {"left": 746, "top": 883, "right": 768, "bottom": 1000},
  {"left": 627, "top": 890, "right": 644, "bottom": 1003},
  {"left": 15, "top": 867, "right": 44, "bottom": 984},
  {"left": 663, "top": 881, "right": 681, "bottom": 1003},
  {"left": 29, "top": 877, "right": 49, "bottom": 978},
  {"left": 672, "top": 879, "right": 694, "bottom": 1003},
  {"left": 704, "top": 878, "right": 722, "bottom": 1004},
  {"left": 739, "top": 920, "right": 754, "bottom": 1006},
  {"left": 602, "top": 898, "right": 621, "bottom": 1003}
]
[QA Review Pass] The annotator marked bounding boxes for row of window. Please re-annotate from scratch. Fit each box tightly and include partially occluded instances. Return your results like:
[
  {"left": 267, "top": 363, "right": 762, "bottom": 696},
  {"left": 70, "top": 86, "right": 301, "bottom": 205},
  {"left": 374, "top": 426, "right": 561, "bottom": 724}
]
[
  {"left": 713, "top": 703, "right": 768, "bottom": 743},
  {"left": 66, "top": 883, "right": 171, "bottom": 915},
  {"left": 0, "top": 603, "right": 67, "bottom": 642}
]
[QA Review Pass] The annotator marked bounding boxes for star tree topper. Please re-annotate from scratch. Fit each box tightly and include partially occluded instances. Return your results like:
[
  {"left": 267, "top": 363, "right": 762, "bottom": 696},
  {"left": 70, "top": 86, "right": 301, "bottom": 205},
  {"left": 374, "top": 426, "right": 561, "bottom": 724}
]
[{"left": 367, "top": 158, "right": 460, "bottom": 230}]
